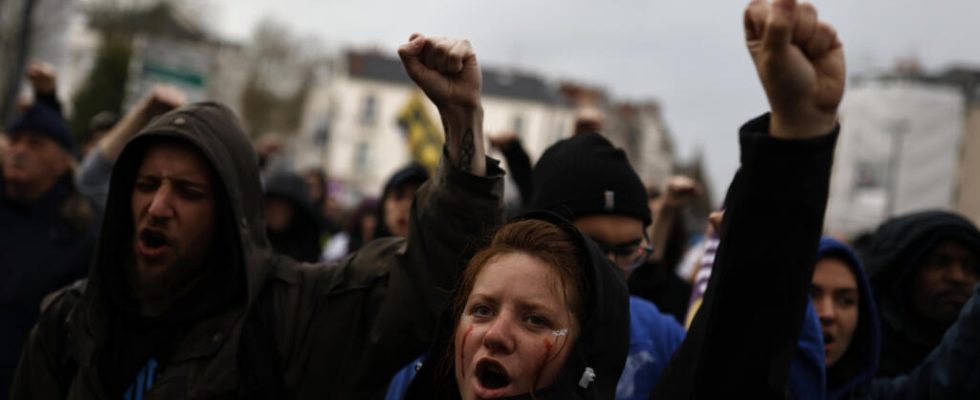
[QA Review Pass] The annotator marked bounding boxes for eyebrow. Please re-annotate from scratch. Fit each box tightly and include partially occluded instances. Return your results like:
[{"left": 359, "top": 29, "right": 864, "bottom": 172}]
[
  {"left": 137, "top": 173, "right": 210, "bottom": 190},
  {"left": 590, "top": 236, "right": 643, "bottom": 248},
  {"left": 468, "top": 293, "right": 558, "bottom": 314}
]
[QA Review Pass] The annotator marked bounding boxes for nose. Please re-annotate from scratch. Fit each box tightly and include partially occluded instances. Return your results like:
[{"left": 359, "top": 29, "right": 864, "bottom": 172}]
[
  {"left": 482, "top": 314, "right": 516, "bottom": 355},
  {"left": 8, "top": 137, "right": 28, "bottom": 154},
  {"left": 814, "top": 296, "right": 836, "bottom": 325},
  {"left": 147, "top": 182, "right": 176, "bottom": 220},
  {"left": 945, "top": 260, "right": 978, "bottom": 285}
]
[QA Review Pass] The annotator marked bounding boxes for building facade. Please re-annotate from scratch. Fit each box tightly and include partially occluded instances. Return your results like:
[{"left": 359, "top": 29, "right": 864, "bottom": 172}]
[
  {"left": 825, "top": 75, "right": 969, "bottom": 236},
  {"left": 297, "top": 50, "right": 576, "bottom": 198}
]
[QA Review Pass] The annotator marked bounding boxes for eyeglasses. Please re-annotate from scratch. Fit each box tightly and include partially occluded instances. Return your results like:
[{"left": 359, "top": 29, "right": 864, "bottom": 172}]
[{"left": 590, "top": 235, "right": 653, "bottom": 272}]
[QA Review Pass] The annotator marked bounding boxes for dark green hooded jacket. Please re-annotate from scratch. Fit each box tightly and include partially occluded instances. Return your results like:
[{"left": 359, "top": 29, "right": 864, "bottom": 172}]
[{"left": 11, "top": 102, "right": 504, "bottom": 399}]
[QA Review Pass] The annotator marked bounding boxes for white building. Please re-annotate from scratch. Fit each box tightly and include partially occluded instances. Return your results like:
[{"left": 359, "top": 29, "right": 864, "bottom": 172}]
[
  {"left": 825, "top": 78, "right": 966, "bottom": 236},
  {"left": 298, "top": 50, "right": 575, "bottom": 198}
]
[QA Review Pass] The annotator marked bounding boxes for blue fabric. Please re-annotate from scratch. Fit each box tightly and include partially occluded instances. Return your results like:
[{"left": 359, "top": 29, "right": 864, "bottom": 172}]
[
  {"left": 385, "top": 356, "right": 425, "bottom": 400},
  {"left": 789, "top": 301, "right": 827, "bottom": 400},
  {"left": 615, "top": 296, "right": 685, "bottom": 400},
  {"left": 819, "top": 237, "right": 881, "bottom": 400},
  {"left": 123, "top": 358, "right": 158, "bottom": 400}
]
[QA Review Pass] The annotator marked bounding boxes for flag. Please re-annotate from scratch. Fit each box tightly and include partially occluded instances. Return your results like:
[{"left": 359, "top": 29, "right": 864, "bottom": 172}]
[{"left": 397, "top": 92, "right": 444, "bottom": 172}]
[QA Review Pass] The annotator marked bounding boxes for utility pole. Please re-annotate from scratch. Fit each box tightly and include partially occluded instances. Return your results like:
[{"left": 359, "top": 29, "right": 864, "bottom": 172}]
[
  {"left": 1, "top": 0, "right": 36, "bottom": 126},
  {"left": 885, "top": 118, "right": 910, "bottom": 217}
]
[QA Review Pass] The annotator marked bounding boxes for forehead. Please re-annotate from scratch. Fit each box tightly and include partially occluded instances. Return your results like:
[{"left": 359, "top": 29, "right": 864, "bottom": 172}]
[
  {"left": 573, "top": 214, "right": 644, "bottom": 245},
  {"left": 929, "top": 240, "right": 978, "bottom": 259},
  {"left": 470, "top": 252, "right": 567, "bottom": 307},
  {"left": 138, "top": 142, "right": 213, "bottom": 180},
  {"left": 9, "top": 131, "right": 59, "bottom": 146},
  {"left": 813, "top": 258, "right": 857, "bottom": 289}
]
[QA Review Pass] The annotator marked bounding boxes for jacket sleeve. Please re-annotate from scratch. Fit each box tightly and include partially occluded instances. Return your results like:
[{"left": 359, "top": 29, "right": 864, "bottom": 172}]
[
  {"left": 348, "top": 151, "right": 505, "bottom": 396},
  {"left": 73, "top": 150, "right": 114, "bottom": 213},
  {"left": 34, "top": 90, "right": 63, "bottom": 116},
  {"left": 868, "top": 285, "right": 980, "bottom": 399},
  {"left": 653, "top": 113, "right": 838, "bottom": 399},
  {"left": 499, "top": 139, "right": 535, "bottom": 207},
  {"left": 10, "top": 286, "right": 81, "bottom": 399}
]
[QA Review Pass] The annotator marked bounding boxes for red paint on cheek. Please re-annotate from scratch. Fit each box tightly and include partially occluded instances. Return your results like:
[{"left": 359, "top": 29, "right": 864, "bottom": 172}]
[
  {"left": 533, "top": 338, "right": 554, "bottom": 390},
  {"left": 460, "top": 324, "right": 474, "bottom": 377}
]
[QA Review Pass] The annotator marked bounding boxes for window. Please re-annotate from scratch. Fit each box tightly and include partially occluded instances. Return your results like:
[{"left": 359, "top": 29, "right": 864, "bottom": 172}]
[{"left": 360, "top": 95, "right": 378, "bottom": 126}]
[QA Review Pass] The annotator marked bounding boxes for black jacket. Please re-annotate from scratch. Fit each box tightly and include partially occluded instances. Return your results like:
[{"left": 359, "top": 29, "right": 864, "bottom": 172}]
[
  {"left": 864, "top": 210, "right": 980, "bottom": 378},
  {"left": 11, "top": 102, "right": 504, "bottom": 399},
  {"left": 0, "top": 175, "right": 95, "bottom": 400},
  {"left": 405, "top": 211, "right": 631, "bottom": 400},
  {"left": 653, "top": 114, "right": 838, "bottom": 398},
  {"left": 263, "top": 170, "right": 323, "bottom": 263}
]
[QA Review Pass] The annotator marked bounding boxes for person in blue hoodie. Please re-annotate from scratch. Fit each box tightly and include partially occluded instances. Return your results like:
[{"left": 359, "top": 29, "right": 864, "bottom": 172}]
[
  {"left": 808, "top": 236, "right": 980, "bottom": 399},
  {"left": 810, "top": 238, "right": 880, "bottom": 399}
]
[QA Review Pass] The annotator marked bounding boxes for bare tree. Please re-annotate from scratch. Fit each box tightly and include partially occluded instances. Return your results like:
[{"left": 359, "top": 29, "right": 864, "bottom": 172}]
[{"left": 239, "top": 18, "right": 320, "bottom": 139}]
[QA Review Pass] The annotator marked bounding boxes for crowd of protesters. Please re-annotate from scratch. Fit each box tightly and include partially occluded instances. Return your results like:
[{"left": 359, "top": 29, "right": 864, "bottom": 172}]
[{"left": 1, "top": 0, "right": 979, "bottom": 399}]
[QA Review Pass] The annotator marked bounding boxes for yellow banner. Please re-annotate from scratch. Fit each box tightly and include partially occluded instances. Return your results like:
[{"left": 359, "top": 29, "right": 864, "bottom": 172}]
[{"left": 397, "top": 92, "right": 444, "bottom": 172}]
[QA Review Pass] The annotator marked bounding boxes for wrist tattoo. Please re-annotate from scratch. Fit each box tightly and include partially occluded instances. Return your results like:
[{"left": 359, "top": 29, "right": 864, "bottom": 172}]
[{"left": 456, "top": 128, "right": 475, "bottom": 171}]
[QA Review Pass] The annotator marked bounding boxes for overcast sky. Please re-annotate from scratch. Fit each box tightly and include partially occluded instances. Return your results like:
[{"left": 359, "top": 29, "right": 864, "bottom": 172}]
[{"left": 208, "top": 0, "right": 980, "bottom": 201}]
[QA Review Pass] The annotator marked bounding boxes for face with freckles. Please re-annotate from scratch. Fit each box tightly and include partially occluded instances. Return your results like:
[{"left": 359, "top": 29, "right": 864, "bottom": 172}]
[{"left": 455, "top": 252, "right": 580, "bottom": 400}]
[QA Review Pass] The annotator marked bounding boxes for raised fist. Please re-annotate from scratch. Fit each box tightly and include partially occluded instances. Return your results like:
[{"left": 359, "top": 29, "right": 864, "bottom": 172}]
[
  {"left": 398, "top": 34, "right": 481, "bottom": 111},
  {"left": 744, "top": 0, "right": 845, "bottom": 139},
  {"left": 26, "top": 62, "right": 57, "bottom": 94},
  {"left": 663, "top": 175, "right": 702, "bottom": 209},
  {"left": 139, "top": 85, "right": 187, "bottom": 118}
]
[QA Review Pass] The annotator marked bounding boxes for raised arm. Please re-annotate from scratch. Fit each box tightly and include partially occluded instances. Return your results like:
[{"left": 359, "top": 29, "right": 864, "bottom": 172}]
[
  {"left": 336, "top": 35, "right": 504, "bottom": 398},
  {"left": 654, "top": 1, "right": 845, "bottom": 397},
  {"left": 398, "top": 33, "right": 487, "bottom": 176},
  {"left": 26, "top": 62, "right": 62, "bottom": 115},
  {"left": 75, "top": 87, "right": 185, "bottom": 211}
]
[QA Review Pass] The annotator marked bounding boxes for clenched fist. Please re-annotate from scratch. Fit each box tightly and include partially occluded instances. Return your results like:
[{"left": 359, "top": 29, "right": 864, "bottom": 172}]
[
  {"left": 745, "top": 0, "right": 845, "bottom": 139},
  {"left": 398, "top": 34, "right": 486, "bottom": 176},
  {"left": 398, "top": 34, "right": 481, "bottom": 111}
]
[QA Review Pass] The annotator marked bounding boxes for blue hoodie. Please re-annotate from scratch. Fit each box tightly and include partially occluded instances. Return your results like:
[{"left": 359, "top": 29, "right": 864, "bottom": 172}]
[
  {"left": 800, "top": 237, "right": 980, "bottom": 399},
  {"left": 817, "top": 238, "right": 881, "bottom": 400}
]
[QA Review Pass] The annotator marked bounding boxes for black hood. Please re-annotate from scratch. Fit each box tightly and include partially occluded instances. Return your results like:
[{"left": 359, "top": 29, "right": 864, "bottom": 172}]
[
  {"left": 264, "top": 170, "right": 323, "bottom": 262},
  {"left": 374, "top": 163, "right": 429, "bottom": 238},
  {"left": 867, "top": 210, "right": 980, "bottom": 327},
  {"left": 71, "top": 102, "right": 273, "bottom": 347},
  {"left": 407, "top": 211, "right": 630, "bottom": 400},
  {"left": 865, "top": 210, "right": 980, "bottom": 374}
]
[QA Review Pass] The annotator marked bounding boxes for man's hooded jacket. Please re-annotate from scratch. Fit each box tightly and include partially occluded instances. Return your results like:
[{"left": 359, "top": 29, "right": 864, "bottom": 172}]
[
  {"left": 11, "top": 102, "right": 504, "bottom": 399},
  {"left": 864, "top": 210, "right": 980, "bottom": 378}
]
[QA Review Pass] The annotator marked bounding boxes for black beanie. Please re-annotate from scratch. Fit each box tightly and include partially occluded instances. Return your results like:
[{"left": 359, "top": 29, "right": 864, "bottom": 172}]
[
  {"left": 530, "top": 132, "right": 651, "bottom": 226},
  {"left": 5, "top": 103, "right": 77, "bottom": 155}
]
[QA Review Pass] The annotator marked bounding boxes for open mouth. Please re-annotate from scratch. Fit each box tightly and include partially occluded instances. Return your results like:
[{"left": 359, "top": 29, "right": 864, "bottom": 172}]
[
  {"left": 475, "top": 359, "right": 511, "bottom": 390},
  {"left": 823, "top": 333, "right": 835, "bottom": 349},
  {"left": 139, "top": 229, "right": 171, "bottom": 250}
]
